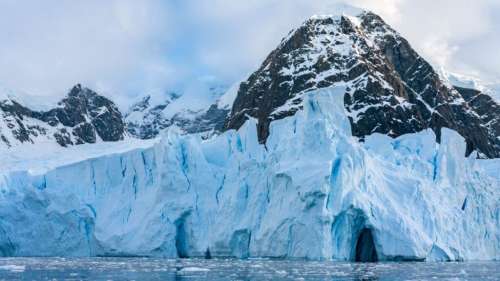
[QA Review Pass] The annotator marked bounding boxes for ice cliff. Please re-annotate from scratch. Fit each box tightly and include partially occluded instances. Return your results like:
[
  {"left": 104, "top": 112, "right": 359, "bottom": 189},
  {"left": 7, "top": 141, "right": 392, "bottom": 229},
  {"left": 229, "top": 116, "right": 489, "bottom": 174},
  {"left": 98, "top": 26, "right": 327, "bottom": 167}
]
[{"left": 0, "top": 86, "right": 498, "bottom": 261}]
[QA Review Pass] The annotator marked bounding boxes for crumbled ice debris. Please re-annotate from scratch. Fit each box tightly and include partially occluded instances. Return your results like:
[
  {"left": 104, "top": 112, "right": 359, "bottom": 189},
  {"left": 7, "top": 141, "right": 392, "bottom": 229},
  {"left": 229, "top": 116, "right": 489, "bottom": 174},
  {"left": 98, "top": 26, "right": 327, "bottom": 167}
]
[
  {"left": 179, "top": 267, "right": 210, "bottom": 272},
  {"left": 0, "top": 265, "right": 26, "bottom": 272}
]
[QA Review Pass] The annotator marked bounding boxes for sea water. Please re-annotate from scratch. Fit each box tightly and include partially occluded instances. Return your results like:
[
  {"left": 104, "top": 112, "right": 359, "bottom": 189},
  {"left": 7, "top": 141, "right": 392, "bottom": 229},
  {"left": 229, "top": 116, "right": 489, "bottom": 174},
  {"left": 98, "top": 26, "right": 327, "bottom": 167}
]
[{"left": 0, "top": 258, "right": 498, "bottom": 280}]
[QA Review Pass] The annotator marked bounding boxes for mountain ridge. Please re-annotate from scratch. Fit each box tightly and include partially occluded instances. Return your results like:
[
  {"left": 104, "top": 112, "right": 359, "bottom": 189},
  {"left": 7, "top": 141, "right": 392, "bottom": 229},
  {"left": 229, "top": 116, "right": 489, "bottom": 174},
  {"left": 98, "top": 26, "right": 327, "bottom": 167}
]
[
  {"left": 1, "top": 10, "right": 499, "bottom": 158},
  {"left": 224, "top": 11, "right": 500, "bottom": 158}
]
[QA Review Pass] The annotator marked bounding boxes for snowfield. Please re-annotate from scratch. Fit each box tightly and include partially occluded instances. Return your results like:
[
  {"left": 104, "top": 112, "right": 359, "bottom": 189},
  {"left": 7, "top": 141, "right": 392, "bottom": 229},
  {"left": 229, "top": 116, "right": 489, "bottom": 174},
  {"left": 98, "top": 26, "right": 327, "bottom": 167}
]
[{"left": 0, "top": 86, "right": 498, "bottom": 261}]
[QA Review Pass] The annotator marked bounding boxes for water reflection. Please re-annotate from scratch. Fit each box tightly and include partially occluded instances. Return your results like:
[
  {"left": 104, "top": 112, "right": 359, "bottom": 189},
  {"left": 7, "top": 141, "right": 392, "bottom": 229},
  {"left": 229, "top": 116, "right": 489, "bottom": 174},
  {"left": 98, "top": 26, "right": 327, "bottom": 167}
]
[{"left": 352, "top": 263, "right": 379, "bottom": 281}]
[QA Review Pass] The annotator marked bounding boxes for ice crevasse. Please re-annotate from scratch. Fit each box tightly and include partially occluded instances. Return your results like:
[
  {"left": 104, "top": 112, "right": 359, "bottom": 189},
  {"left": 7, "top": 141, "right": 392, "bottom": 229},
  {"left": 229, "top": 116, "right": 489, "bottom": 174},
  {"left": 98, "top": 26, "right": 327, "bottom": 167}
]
[{"left": 0, "top": 86, "right": 498, "bottom": 261}]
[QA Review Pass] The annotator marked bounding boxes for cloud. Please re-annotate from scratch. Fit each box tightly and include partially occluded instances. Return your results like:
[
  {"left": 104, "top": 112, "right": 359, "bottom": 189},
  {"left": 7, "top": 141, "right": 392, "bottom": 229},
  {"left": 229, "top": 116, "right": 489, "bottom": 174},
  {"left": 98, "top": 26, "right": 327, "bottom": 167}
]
[
  {"left": 0, "top": 0, "right": 498, "bottom": 105},
  {"left": 0, "top": 0, "right": 172, "bottom": 101},
  {"left": 160, "top": 0, "right": 404, "bottom": 83},
  {"left": 384, "top": 0, "right": 500, "bottom": 81},
  {"left": 160, "top": 0, "right": 500, "bottom": 87}
]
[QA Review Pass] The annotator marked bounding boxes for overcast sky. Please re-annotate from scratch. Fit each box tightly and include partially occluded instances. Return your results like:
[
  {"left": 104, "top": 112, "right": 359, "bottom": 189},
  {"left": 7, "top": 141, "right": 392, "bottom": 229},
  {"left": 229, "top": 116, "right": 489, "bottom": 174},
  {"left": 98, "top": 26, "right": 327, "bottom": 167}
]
[{"left": 0, "top": 0, "right": 498, "bottom": 104}]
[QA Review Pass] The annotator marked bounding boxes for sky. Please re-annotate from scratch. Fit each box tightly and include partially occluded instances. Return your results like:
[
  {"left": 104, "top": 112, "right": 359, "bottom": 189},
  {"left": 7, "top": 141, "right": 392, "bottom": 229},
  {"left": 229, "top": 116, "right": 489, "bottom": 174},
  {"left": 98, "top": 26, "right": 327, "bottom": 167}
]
[{"left": 0, "top": 0, "right": 498, "bottom": 106}]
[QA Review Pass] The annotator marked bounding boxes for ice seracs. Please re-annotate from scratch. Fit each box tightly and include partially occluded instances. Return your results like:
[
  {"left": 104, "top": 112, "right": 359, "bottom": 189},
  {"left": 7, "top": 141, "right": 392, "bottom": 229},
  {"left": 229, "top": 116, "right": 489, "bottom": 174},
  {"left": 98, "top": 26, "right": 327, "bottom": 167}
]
[{"left": 0, "top": 87, "right": 498, "bottom": 261}]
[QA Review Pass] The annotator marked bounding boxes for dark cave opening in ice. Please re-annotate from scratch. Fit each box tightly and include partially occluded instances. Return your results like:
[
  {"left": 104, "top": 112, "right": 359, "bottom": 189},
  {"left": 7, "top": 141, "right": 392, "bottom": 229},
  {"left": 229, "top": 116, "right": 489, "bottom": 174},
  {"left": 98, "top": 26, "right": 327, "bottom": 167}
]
[{"left": 355, "top": 228, "right": 378, "bottom": 262}]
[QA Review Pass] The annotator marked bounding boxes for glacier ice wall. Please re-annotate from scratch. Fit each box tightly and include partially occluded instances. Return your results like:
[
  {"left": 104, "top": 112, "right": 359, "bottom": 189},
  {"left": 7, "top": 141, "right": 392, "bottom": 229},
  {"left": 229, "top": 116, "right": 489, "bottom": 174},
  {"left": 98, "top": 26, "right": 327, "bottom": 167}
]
[{"left": 0, "top": 87, "right": 498, "bottom": 261}]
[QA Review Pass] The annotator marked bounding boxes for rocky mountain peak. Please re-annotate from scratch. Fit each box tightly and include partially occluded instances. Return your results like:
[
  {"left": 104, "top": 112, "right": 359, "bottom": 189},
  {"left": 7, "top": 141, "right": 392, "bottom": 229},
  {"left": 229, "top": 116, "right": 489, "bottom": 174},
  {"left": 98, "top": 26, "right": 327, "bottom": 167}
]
[
  {"left": 225, "top": 11, "right": 402, "bottom": 139},
  {"left": 68, "top": 83, "right": 83, "bottom": 95},
  {"left": 225, "top": 10, "right": 500, "bottom": 158},
  {"left": 0, "top": 84, "right": 125, "bottom": 148}
]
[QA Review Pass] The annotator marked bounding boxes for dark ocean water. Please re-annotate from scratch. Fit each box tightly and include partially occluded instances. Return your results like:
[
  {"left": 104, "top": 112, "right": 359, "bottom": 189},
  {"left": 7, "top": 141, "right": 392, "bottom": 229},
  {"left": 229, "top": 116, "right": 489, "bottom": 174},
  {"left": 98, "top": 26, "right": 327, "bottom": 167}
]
[{"left": 0, "top": 258, "right": 498, "bottom": 281}]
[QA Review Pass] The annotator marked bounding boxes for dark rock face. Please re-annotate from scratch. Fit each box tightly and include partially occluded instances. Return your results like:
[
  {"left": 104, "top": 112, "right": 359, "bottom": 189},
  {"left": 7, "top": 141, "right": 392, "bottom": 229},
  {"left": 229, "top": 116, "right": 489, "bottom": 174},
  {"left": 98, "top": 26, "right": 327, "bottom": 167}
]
[
  {"left": 42, "top": 84, "right": 125, "bottom": 145},
  {"left": 0, "top": 84, "right": 125, "bottom": 148},
  {"left": 0, "top": 100, "right": 44, "bottom": 146},
  {"left": 453, "top": 86, "right": 500, "bottom": 157},
  {"left": 225, "top": 12, "right": 500, "bottom": 158}
]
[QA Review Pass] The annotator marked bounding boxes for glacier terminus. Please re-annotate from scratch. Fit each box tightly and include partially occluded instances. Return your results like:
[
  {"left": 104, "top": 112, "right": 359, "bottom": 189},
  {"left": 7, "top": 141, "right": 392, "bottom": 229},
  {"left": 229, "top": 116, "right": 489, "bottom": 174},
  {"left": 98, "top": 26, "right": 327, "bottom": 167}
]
[
  {"left": 1, "top": 87, "right": 498, "bottom": 261},
  {"left": 0, "top": 8, "right": 499, "bottom": 263}
]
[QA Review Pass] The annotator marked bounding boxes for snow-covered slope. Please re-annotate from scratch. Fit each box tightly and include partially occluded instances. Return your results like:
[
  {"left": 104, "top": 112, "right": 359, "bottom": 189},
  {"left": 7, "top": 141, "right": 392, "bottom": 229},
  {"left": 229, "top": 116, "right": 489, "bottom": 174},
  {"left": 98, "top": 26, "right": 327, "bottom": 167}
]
[
  {"left": 442, "top": 70, "right": 500, "bottom": 103},
  {"left": 1, "top": 86, "right": 499, "bottom": 261},
  {"left": 0, "top": 85, "right": 61, "bottom": 112},
  {"left": 125, "top": 84, "right": 232, "bottom": 139}
]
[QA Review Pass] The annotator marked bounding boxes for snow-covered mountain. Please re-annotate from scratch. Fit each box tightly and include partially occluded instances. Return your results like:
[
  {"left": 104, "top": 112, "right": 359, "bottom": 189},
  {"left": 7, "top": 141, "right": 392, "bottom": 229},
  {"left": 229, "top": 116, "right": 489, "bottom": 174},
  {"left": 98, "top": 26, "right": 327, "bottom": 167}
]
[
  {"left": 0, "top": 8, "right": 498, "bottom": 261},
  {"left": 225, "top": 11, "right": 500, "bottom": 159},
  {"left": 0, "top": 83, "right": 234, "bottom": 149},
  {"left": 0, "top": 84, "right": 125, "bottom": 149},
  {"left": 125, "top": 84, "right": 232, "bottom": 139}
]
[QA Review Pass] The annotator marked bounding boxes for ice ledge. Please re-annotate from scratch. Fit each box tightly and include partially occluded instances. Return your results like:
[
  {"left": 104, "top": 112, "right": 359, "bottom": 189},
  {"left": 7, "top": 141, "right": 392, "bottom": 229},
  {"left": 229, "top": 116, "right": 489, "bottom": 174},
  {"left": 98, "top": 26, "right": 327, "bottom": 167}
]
[{"left": 0, "top": 137, "right": 159, "bottom": 176}]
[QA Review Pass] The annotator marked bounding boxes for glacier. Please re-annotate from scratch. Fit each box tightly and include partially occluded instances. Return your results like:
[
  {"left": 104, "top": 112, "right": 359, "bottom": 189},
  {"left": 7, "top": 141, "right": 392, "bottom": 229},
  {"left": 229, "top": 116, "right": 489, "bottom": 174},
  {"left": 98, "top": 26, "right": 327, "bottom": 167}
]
[{"left": 0, "top": 86, "right": 498, "bottom": 261}]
